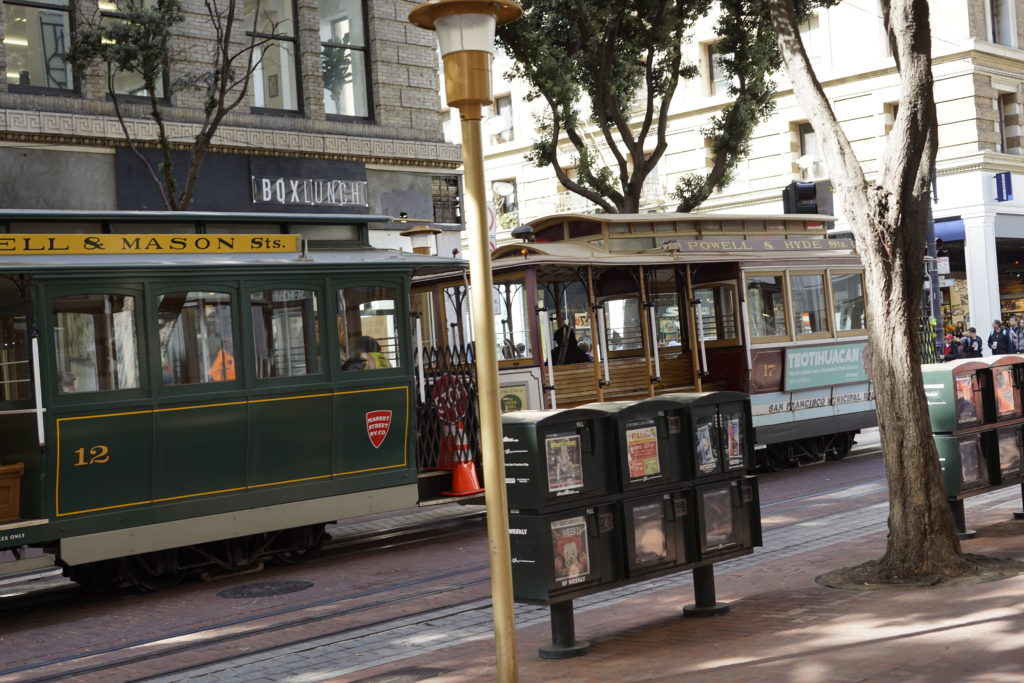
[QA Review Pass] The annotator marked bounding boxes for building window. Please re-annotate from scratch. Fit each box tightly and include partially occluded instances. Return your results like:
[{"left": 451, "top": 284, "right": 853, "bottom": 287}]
[
  {"left": 884, "top": 102, "right": 899, "bottom": 136},
  {"left": 989, "top": 0, "right": 1015, "bottom": 46},
  {"left": 97, "top": 0, "right": 166, "bottom": 98},
  {"left": 706, "top": 43, "right": 729, "bottom": 96},
  {"left": 432, "top": 176, "right": 461, "bottom": 224},
  {"left": 492, "top": 179, "right": 518, "bottom": 217},
  {"left": 320, "top": 0, "right": 369, "bottom": 118},
  {"left": 246, "top": 0, "right": 300, "bottom": 112},
  {"left": 485, "top": 94, "right": 514, "bottom": 144},
  {"left": 799, "top": 14, "right": 823, "bottom": 62},
  {"left": 4, "top": 0, "right": 74, "bottom": 91},
  {"left": 797, "top": 122, "right": 826, "bottom": 180},
  {"left": 998, "top": 92, "right": 1020, "bottom": 154}
]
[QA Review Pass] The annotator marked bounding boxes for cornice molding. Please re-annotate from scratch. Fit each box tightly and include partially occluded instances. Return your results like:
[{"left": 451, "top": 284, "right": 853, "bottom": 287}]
[{"left": 0, "top": 109, "right": 463, "bottom": 169}]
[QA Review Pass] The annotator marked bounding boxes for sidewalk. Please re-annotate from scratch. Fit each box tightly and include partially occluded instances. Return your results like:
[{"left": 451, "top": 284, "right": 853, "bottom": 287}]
[{"left": 341, "top": 492, "right": 1024, "bottom": 683}]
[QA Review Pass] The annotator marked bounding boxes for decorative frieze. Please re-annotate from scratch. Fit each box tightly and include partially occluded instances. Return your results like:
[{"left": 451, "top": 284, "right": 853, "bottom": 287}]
[{"left": 0, "top": 109, "right": 462, "bottom": 168}]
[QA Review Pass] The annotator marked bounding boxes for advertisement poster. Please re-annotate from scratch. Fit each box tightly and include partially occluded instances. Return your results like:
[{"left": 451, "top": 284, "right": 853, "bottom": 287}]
[
  {"left": 959, "top": 438, "right": 985, "bottom": 488},
  {"left": 551, "top": 516, "right": 590, "bottom": 582},
  {"left": 784, "top": 342, "right": 868, "bottom": 390},
  {"left": 954, "top": 375, "right": 978, "bottom": 423},
  {"left": 499, "top": 384, "right": 528, "bottom": 413},
  {"left": 993, "top": 369, "right": 1017, "bottom": 417},
  {"left": 545, "top": 433, "right": 584, "bottom": 493},
  {"left": 725, "top": 416, "right": 744, "bottom": 470},
  {"left": 632, "top": 502, "right": 668, "bottom": 565},
  {"left": 626, "top": 421, "right": 661, "bottom": 480},
  {"left": 695, "top": 419, "right": 718, "bottom": 473},
  {"left": 573, "top": 313, "right": 590, "bottom": 330},
  {"left": 701, "top": 488, "right": 736, "bottom": 550},
  {"left": 998, "top": 432, "right": 1021, "bottom": 477}
]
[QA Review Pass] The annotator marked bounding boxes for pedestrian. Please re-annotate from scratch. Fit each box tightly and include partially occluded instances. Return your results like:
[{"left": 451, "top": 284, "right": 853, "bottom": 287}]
[
  {"left": 961, "top": 327, "right": 984, "bottom": 358},
  {"left": 987, "top": 319, "right": 1010, "bottom": 355},
  {"left": 941, "top": 334, "right": 960, "bottom": 362},
  {"left": 1009, "top": 315, "right": 1023, "bottom": 353}
]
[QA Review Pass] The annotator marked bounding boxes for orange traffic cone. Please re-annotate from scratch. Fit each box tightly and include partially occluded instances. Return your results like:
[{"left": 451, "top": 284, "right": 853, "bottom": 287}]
[{"left": 442, "top": 420, "right": 484, "bottom": 496}]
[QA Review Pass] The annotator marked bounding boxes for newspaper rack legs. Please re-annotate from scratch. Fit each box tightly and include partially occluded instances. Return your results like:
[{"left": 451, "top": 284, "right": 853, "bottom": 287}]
[
  {"left": 948, "top": 498, "right": 977, "bottom": 540},
  {"left": 538, "top": 600, "right": 590, "bottom": 659},
  {"left": 683, "top": 564, "right": 730, "bottom": 618}
]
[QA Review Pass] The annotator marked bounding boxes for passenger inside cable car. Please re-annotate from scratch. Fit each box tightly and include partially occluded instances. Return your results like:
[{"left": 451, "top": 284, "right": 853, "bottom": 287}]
[{"left": 551, "top": 326, "right": 591, "bottom": 365}]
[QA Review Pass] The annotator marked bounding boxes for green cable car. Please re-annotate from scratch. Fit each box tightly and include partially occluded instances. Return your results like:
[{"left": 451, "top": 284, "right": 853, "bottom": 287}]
[{"left": 0, "top": 211, "right": 460, "bottom": 588}]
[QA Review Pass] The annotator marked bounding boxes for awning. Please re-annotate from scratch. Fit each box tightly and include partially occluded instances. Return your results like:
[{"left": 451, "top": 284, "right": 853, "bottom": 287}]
[{"left": 935, "top": 217, "right": 964, "bottom": 242}]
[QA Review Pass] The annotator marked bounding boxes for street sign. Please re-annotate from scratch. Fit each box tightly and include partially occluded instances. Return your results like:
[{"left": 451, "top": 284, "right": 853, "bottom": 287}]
[{"left": 996, "top": 171, "right": 1014, "bottom": 202}]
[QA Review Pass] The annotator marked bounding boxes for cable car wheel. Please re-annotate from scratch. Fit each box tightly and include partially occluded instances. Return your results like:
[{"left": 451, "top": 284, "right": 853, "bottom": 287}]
[
  {"left": 121, "top": 550, "right": 185, "bottom": 592},
  {"left": 269, "top": 524, "right": 328, "bottom": 566}
]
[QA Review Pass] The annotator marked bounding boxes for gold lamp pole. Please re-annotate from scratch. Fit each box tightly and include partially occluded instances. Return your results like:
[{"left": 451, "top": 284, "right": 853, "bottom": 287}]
[{"left": 408, "top": 1, "right": 523, "bottom": 680}]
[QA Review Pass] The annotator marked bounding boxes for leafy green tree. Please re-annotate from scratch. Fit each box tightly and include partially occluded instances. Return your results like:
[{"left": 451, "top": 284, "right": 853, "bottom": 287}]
[
  {"left": 497, "top": 0, "right": 780, "bottom": 213},
  {"left": 66, "top": 0, "right": 278, "bottom": 210}
]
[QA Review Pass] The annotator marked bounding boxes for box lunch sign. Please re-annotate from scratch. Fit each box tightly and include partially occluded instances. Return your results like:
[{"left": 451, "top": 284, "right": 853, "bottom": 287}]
[{"left": 784, "top": 342, "right": 869, "bottom": 391}]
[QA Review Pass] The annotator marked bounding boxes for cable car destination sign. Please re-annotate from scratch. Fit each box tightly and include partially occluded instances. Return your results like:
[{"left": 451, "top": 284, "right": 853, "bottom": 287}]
[
  {"left": 665, "top": 237, "right": 855, "bottom": 253},
  {"left": 0, "top": 234, "right": 300, "bottom": 254}
]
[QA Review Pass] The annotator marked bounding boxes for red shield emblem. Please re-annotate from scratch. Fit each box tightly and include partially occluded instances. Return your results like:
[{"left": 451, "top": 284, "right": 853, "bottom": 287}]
[{"left": 366, "top": 410, "right": 393, "bottom": 449}]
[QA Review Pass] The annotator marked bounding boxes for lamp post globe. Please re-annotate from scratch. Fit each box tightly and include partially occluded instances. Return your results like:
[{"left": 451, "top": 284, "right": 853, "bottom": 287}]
[{"left": 409, "top": 0, "right": 522, "bottom": 114}]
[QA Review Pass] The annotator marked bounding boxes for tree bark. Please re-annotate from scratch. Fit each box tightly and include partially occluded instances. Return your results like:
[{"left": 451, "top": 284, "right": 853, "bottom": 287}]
[{"left": 768, "top": 0, "right": 972, "bottom": 581}]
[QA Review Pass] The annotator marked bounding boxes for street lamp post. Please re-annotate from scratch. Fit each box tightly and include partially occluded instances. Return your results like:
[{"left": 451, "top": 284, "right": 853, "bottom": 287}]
[{"left": 408, "top": 2, "right": 523, "bottom": 680}]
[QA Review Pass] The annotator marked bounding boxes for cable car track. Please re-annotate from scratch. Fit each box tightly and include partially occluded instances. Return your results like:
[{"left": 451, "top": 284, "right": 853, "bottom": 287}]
[
  {"left": 1, "top": 565, "right": 492, "bottom": 682},
  {"left": 0, "top": 508, "right": 487, "bottom": 613}
]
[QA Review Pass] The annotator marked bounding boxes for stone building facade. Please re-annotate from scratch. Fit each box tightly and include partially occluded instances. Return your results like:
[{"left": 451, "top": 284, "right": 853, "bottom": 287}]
[
  {"left": 0, "top": 0, "right": 462, "bottom": 254},
  {"left": 459, "top": 0, "right": 1024, "bottom": 339}
]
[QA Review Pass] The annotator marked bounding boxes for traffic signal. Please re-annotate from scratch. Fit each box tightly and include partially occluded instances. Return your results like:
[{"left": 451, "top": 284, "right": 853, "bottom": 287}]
[{"left": 782, "top": 180, "right": 818, "bottom": 214}]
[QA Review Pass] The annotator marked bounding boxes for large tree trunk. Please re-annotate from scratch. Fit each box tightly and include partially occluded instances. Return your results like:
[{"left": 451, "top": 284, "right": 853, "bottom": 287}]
[{"left": 769, "top": 0, "right": 973, "bottom": 581}]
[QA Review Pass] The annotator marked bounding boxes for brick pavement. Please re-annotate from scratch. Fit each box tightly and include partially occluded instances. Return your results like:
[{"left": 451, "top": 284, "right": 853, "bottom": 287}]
[{"left": 145, "top": 476, "right": 1024, "bottom": 683}]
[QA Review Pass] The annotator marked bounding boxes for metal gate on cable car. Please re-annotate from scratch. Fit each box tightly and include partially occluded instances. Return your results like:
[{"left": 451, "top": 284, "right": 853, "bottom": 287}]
[{"left": 412, "top": 212, "right": 877, "bottom": 470}]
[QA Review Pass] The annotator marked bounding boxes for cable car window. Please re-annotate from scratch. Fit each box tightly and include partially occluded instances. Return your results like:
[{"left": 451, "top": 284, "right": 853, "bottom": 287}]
[
  {"left": 494, "top": 278, "right": 532, "bottom": 360},
  {"left": 693, "top": 286, "right": 737, "bottom": 343},
  {"left": 250, "top": 289, "right": 320, "bottom": 379},
  {"left": 610, "top": 237, "right": 656, "bottom": 251},
  {"left": 539, "top": 280, "right": 591, "bottom": 350},
  {"left": 831, "top": 272, "right": 866, "bottom": 332},
  {"left": 568, "top": 221, "right": 602, "bottom": 238},
  {"left": 535, "top": 226, "right": 564, "bottom": 243},
  {"left": 158, "top": 291, "right": 236, "bottom": 385},
  {"left": 791, "top": 273, "right": 829, "bottom": 336},
  {"left": 604, "top": 298, "right": 643, "bottom": 352},
  {"left": 410, "top": 289, "right": 437, "bottom": 355},
  {"left": 54, "top": 294, "right": 140, "bottom": 393},
  {"left": 442, "top": 284, "right": 472, "bottom": 351},
  {"left": 338, "top": 286, "right": 400, "bottom": 370},
  {"left": 746, "top": 274, "right": 789, "bottom": 339},
  {"left": 650, "top": 268, "right": 684, "bottom": 348},
  {"left": 0, "top": 312, "right": 31, "bottom": 400}
]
